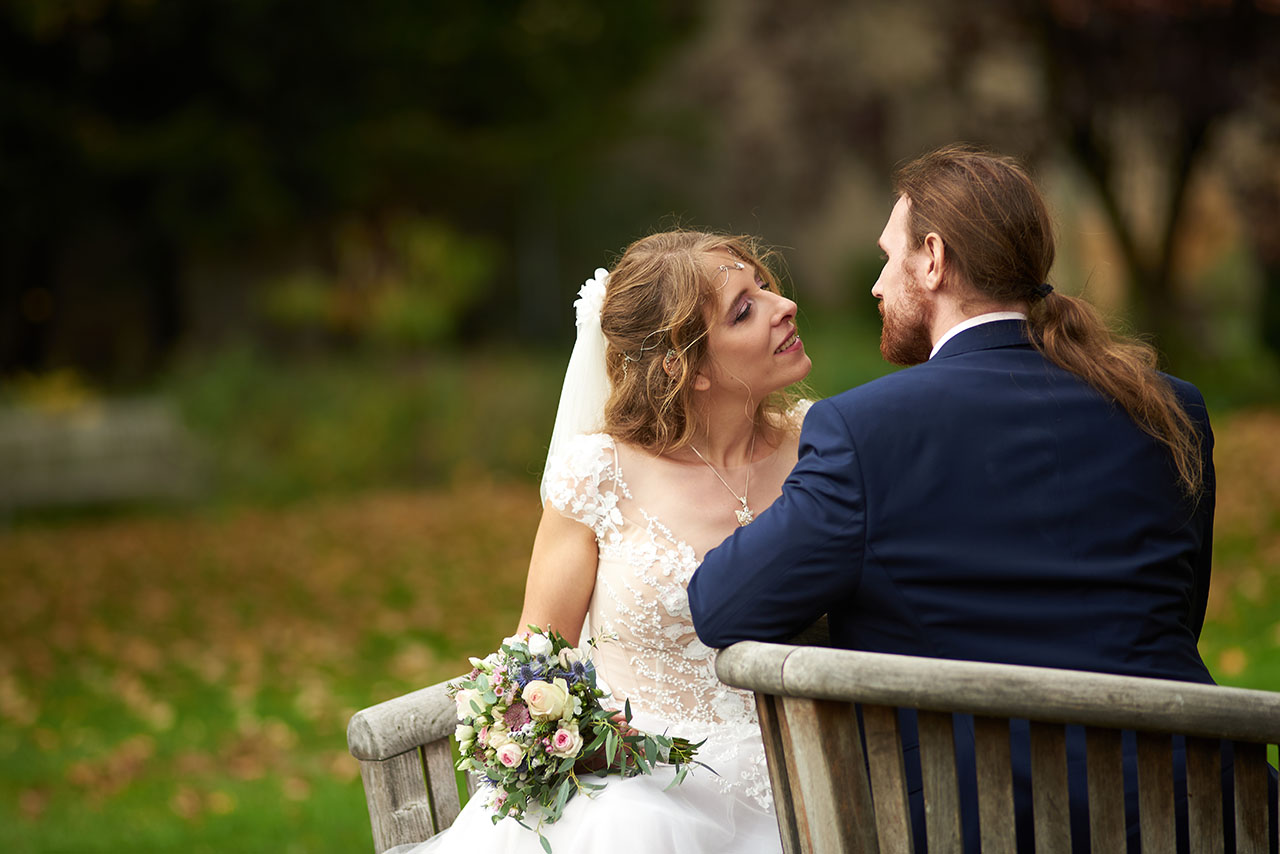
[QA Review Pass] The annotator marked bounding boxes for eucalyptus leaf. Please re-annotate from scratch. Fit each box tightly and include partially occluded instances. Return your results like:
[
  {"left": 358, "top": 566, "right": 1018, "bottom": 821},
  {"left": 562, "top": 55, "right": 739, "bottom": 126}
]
[
  {"left": 664, "top": 765, "right": 690, "bottom": 791},
  {"left": 554, "top": 777, "right": 573, "bottom": 813}
]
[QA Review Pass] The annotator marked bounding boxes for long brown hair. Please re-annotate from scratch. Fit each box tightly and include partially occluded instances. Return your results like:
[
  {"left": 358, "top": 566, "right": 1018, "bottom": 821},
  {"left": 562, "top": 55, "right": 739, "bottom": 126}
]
[
  {"left": 600, "top": 230, "right": 802, "bottom": 453},
  {"left": 894, "top": 145, "right": 1204, "bottom": 495}
]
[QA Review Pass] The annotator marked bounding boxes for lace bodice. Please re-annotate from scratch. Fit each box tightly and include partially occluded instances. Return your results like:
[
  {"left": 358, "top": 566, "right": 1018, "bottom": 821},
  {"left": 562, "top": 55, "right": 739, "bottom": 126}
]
[{"left": 542, "top": 432, "right": 773, "bottom": 807}]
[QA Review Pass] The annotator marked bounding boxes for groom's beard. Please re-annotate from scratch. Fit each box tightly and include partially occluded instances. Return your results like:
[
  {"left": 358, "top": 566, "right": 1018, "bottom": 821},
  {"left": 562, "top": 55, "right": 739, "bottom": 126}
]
[{"left": 879, "top": 273, "right": 934, "bottom": 366}]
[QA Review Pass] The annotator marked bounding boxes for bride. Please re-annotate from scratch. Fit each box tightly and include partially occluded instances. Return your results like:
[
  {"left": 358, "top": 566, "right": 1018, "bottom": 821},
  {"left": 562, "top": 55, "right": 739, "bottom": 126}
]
[{"left": 408, "top": 230, "right": 812, "bottom": 853}]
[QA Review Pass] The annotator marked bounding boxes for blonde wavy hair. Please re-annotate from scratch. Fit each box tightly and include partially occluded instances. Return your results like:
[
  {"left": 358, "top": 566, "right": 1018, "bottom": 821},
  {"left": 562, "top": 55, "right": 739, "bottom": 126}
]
[{"left": 600, "top": 230, "right": 804, "bottom": 454}]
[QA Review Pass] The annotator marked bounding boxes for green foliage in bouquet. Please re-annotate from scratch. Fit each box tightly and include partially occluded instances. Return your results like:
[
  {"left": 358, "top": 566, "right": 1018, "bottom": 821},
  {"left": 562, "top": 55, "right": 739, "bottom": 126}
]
[{"left": 449, "top": 626, "right": 705, "bottom": 850}]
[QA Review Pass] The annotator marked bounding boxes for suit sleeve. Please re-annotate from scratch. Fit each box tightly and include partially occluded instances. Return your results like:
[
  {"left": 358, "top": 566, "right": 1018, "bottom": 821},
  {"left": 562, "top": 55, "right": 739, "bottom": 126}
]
[{"left": 687, "top": 398, "right": 867, "bottom": 647}]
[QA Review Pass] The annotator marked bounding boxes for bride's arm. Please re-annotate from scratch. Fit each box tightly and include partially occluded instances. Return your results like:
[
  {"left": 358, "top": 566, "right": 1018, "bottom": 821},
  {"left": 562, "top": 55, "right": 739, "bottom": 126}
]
[{"left": 515, "top": 502, "right": 598, "bottom": 647}]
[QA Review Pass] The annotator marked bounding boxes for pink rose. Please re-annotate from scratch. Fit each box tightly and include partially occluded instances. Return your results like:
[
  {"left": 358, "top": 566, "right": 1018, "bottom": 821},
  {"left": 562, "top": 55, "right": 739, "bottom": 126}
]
[
  {"left": 495, "top": 743, "right": 524, "bottom": 768},
  {"left": 548, "top": 723, "right": 583, "bottom": 759}
]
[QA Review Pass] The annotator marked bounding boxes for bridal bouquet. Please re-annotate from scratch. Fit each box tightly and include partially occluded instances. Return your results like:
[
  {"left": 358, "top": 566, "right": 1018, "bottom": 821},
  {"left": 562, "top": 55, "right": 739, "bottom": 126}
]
[{"left": 449, "top": 627, "right": 702, "bottom": 844}]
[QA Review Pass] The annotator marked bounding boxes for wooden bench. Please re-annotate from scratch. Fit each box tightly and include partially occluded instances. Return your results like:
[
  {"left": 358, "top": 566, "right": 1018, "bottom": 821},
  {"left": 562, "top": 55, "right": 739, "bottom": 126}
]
[
  {"left": 0, "top": 399, "right": 202, "bottom": 513},
  {"left": 344, "top": 618, "right": 835, "bottom": 852},
  {"left": 714, "top": 641, "right": 1280, "bottom": 853},
  {"left": 347, "top": 681, "right": 472, "bottom": 854}
]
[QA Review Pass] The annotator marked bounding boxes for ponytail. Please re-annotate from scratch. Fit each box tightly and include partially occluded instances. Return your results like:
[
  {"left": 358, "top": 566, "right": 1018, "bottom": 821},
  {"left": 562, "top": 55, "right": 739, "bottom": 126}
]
[
  {"left": 897, "top": 145, "right": 1205, "bottom": 496},
  {"left": 1029, "top": 292, "right": 1203, "bottom": 495}
]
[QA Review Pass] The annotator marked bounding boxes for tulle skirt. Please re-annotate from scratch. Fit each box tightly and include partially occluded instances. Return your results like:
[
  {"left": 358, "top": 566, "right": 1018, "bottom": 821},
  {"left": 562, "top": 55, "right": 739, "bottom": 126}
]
[{"left": 397, "top": 710, "right": 782, "bottom": 854}]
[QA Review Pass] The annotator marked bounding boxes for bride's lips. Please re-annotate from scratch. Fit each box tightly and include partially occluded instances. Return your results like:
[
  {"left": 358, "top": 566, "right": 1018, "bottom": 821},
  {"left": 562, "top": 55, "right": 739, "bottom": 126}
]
[{"left": 774, "top": 327, "right": 802, "bottom": 355}]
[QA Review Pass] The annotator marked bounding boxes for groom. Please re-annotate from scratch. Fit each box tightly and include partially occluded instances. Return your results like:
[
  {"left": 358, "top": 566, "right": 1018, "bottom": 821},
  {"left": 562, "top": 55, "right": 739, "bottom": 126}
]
[{"left": 687, "top": 145, "right": 1219, "bottom": 850}]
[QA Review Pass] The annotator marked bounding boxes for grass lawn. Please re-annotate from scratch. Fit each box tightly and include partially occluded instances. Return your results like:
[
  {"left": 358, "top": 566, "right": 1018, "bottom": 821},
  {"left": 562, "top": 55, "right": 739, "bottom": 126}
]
[{"left": 1, "top": 407, "right": 1276, "bottom": 853}]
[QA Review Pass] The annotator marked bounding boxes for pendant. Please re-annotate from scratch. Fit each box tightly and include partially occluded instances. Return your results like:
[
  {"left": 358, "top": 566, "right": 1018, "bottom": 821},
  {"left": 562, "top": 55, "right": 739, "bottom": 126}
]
[{"left": 736, "top": 505, "right": 754, "bottom": 526}]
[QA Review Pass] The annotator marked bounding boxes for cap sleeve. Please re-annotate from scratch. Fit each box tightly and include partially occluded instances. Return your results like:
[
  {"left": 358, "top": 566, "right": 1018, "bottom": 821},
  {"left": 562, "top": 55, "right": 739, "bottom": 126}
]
[{"left": 541, "top": 433, "right": 625, "bottom": 538}]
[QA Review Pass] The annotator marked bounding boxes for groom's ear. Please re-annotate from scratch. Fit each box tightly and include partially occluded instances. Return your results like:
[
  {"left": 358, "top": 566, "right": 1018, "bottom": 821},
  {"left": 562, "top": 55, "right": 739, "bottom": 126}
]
[{"left": 921, "top": 232, "right": 946, "bottom": 292}]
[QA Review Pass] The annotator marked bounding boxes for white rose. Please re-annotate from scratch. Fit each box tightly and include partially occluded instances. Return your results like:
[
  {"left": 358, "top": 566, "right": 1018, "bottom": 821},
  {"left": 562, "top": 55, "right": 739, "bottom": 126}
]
[
  {"left": 521, "top": 678, "right": 570, "bottom": 720},
  {"left": 454, "top": 724, "right": 474, "bottom": 745},
  {"left": 454, "top": 688, "right": 484, "bottom": 719},
  {"left": 484, "top": 723, "right": 510, "bottom": 748},
  {"left": 527, "top": 633, "right": 553, "bottom": 659},
  {"left": 557, "top": 647, "right": 583, "bottom": 669}
]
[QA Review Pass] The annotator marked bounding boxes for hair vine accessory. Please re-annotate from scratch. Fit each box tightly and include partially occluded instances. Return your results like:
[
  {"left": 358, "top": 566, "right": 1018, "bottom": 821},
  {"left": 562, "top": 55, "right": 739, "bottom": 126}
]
[
  {"left": 1035, "top": 282, "right": 1054, "bottom": 299},
  {"left": 716, "top": 260, "right": 745, "bottom": 288},
  {"left": 623, "top": 328, "right": 668, "bottom": 364},
  {"left": 690, "top": 432, "right": 757, "bottom": 526},
  {"left": 663, "top": 348, "right": 679, "bottom": 379}
]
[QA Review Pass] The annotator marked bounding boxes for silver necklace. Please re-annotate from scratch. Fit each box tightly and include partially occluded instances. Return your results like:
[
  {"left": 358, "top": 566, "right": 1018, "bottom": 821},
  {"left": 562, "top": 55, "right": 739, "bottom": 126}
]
[{"left": 690, "top": 432, "right": 756, "bottom": 526}]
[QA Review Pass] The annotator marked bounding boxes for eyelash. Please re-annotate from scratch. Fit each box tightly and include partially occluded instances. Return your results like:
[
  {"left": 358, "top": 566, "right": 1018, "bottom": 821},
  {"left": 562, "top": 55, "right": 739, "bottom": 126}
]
[{"left": 733, "top": 279, "right": 771, "bottom": 324}]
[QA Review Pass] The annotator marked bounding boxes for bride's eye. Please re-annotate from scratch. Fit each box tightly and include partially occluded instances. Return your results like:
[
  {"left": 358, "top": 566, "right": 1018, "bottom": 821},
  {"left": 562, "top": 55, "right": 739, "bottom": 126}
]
[{"left": 734, "top": 300, "right": 752, "bottom": 324}]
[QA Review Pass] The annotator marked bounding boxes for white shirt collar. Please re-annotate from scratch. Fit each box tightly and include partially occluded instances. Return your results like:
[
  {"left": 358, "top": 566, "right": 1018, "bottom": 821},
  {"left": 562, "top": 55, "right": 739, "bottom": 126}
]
[{"left": 929, "top": 311, "right": 1027, "bottom": 360}]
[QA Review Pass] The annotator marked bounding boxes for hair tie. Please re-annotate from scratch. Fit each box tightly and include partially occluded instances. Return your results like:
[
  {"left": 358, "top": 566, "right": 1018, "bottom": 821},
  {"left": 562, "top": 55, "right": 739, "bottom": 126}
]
[{"left": 1035, "top": 282, "right": 1054, "bottom": 299}]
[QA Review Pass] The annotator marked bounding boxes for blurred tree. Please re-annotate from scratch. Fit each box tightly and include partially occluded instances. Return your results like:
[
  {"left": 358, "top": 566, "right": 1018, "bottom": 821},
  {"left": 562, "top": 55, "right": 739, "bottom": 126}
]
[
  {"left": 1218, "top": 75, "right": 1280, "bottom": 360},
  {"left": 639, "top": 0, "right": 1280, "bottom": 369},
  {"left": 1020, "top": 0, "right": 1280, "bottom": 360},
  {"left": 0, "top": 0, "right": 696, "bottom": 381}
]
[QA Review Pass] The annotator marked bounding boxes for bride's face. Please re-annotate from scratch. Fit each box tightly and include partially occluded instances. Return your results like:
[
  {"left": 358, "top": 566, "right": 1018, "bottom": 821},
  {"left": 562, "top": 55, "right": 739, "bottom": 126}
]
[{"left": 698, "top": 250, "right": 811, "bottom": 399}]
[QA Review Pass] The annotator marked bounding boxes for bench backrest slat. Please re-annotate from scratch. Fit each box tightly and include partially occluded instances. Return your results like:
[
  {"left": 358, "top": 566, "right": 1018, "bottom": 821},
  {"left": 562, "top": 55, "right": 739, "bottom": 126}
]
[
  {"left": 357, "top": 748, "right": 434, "bottom": 853},
  {"left": 349, "top": 680, "right": 462, "bottom": 853},
  {"left": 716, "top": 642, "right": 1279, "bottom": 853},
  {"left": 1085, "top": 727, "right": 1128, "bottom": 850},
  {"left": 1029, "top": 721, "right": 1070, "bottom": 851},
  {"left": 1236, "top": 742, "right": 1272, "bottom": 851},
  {"left": 920, "top": 710, "right": 963, "bottom": 851},
  {"left": 863, "top": 704, "right": 915, "bottom": 851},
  {"left": 1137, "top": 731, "right": 1177, "bottom": 851},
  {"left": 973, "top": 715, "right": 1016, "bottom": 854}
]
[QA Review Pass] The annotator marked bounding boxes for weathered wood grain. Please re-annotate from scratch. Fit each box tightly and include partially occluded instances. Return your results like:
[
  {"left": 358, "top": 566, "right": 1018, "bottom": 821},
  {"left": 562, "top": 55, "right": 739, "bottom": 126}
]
[
  {"left": 358, "top": 749, "right": 434, "bottom": 854},
  {"left": 918, "top": 710, "right": 962, "bottom": 853},
  {"left": 779, "top": 696, "right": 879, "bottom": 853},
  {"left": 973, "top": 715, "right": 1015, "bottom": 854},
  {"left": 1234, "top": 741, "right": 1270, "bottom": 853},
  {"left": 1029, "top": 722, "right": 1070, "bottom": 854},
  {"left": 756, "top": 693, "right": 802, "bottom": 854},
  {"left": 1137, "top": 731, "right": 1176, "bottom": 852},
  {"left": 714, "top": 642, "right": 791, "bottom": 696},
  {"left": 1085, "top": 726, "right": 1126, "bottom": 852},
  {"left": 1185, "top": 736, "right": 1224, "bottom": 854},
  {"left": 715, "top": 643, "right": 1280, "bottom": 743},
  {"left": 863, "top": 704, "right": 915, "bottom": 852},
  {"left": 773, "top": 692, "right": 816, "bottom": 851},
  {"left": 422, "top": 738, "right": 462, "bottom": 832},
  {"left": 348, "top": 680, "right": 458, "bottom": 762}
]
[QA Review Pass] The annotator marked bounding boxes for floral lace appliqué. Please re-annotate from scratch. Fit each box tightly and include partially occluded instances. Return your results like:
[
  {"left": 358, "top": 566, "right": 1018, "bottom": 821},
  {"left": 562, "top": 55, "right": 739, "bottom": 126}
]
[{"left": 542, "top": 433, "right": 772, "bottom": 810}]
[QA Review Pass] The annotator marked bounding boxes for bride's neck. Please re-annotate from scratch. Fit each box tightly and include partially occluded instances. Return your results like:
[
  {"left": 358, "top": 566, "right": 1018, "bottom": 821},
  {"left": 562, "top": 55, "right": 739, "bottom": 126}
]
[{"left": 687, "top": 401, "right": 764, "bottom": 467}]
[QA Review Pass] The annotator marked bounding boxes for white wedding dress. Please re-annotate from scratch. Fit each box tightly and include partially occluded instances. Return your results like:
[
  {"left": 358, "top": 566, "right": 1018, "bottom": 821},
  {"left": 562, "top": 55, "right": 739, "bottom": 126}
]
[{"left": 401, "top": 431, "right": 782, "bottom": 854}]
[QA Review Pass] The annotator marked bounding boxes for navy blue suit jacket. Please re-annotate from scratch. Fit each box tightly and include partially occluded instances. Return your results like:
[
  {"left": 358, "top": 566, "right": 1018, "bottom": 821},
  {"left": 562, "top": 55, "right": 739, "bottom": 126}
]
[{"left": 688, "top": 320, "right": 1220, "bottom": 850}]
